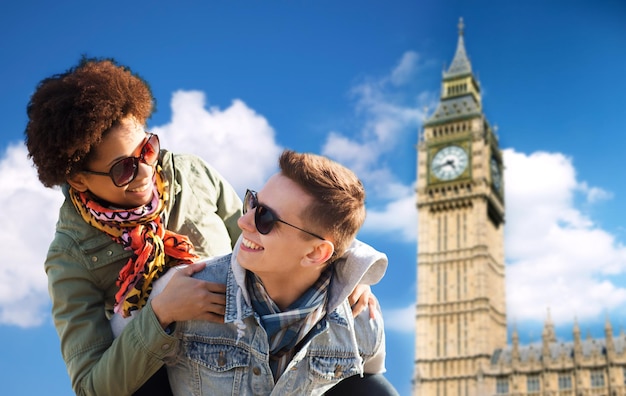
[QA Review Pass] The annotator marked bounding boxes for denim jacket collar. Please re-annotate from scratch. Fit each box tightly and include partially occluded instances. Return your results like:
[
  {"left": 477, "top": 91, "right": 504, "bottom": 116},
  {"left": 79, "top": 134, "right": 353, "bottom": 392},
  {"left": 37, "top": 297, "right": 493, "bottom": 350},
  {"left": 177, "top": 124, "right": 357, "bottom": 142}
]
[{"left": 223, "top": 236, "right": 389, "bottom": 323}]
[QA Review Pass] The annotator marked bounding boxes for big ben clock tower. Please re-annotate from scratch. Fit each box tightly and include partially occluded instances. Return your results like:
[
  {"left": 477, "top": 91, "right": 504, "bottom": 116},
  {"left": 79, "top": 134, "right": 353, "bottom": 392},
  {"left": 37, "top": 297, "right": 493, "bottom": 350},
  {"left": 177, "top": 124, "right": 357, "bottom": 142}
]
[{"left": 414, "top": 18, "right": 506, "bottom": 396}]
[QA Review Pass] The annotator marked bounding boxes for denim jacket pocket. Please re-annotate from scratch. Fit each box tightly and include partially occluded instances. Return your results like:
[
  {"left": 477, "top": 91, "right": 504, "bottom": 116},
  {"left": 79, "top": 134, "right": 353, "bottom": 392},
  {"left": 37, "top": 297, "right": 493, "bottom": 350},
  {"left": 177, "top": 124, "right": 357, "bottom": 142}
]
[
  {"left": 309, "top": 355, "right": 361, "bottom": 381},
  {"left": 185, "top": 339, "right": 250, "bottom": 372}
]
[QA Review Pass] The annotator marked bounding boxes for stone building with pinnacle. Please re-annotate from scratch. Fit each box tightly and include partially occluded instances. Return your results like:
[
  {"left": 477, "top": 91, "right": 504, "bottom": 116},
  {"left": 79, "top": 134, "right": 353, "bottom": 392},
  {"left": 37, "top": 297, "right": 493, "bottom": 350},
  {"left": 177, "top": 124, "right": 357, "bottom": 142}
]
[{"left": 413, "top": 19, "right": 626, "bottom": 396}]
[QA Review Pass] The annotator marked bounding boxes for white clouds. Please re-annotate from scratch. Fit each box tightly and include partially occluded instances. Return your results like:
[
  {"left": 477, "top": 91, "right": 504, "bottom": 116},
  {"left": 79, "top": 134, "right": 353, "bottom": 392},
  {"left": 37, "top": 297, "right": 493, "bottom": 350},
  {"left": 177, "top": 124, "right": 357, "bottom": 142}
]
[
  {"left": 390, "top": 51, "right": 419, "bottom": 86},
  {"left": 324, "top": 51, "right": 425, "bottom": 167},
  {"left": 383, "top": 303, "right": 416, "bottom": 333},
  {"left": 584, "top": 184, "right": 613, "bottom": 204},
  {"left": 504, "top": 148, "right": 626, "bottom": 324},
  {"left": 153, "top": 91, "right": 282, "bottom": 195},
  {"left": 323, "top": 131, "right": 379, "bottom": 174},
  {"left": 362, "top": 190, "right": 417, "bottom": 242},
  {"left": 322, "top": 51, "right": 425, "bottom": 241},
  {"left": 0, "top": 143, "right": 63, "bottom": 327}
]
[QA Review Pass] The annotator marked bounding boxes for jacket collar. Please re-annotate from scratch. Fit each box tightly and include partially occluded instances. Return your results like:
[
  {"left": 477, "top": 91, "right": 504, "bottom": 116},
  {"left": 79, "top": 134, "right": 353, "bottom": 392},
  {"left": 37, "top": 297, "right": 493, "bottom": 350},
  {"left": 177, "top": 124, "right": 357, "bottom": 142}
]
[{"left": 222, "top": 236, "right": 388, "bottom": 323}]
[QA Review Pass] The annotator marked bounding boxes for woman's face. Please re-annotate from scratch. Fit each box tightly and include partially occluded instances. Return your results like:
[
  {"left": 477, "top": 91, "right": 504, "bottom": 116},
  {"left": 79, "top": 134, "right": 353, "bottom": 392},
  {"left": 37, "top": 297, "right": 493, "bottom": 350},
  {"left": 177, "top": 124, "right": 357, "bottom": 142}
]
[{"left": 69, "top": 117, "right": 157, "bottom": 208}]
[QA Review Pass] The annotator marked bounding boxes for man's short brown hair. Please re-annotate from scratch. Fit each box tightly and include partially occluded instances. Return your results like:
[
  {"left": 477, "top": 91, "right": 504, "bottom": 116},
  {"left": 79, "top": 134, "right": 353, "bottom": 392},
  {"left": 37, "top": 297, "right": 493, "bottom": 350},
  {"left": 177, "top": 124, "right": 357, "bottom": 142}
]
[{"left": 279, "top": 149, "right": 366, "bottom": 260}]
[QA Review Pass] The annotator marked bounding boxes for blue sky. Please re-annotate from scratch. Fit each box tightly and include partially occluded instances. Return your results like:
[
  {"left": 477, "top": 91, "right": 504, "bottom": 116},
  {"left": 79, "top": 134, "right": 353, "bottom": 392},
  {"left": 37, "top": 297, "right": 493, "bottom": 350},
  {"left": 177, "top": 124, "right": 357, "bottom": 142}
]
[{"left": 1, "top": 1, "right": 625, "bottom": 395}]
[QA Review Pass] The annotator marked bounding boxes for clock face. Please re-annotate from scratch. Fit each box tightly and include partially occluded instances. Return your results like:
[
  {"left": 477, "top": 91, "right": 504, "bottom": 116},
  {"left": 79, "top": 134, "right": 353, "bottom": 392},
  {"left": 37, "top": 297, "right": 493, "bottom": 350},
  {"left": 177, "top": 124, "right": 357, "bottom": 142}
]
[
  {"left": 431, "top": 145, "right": 469, "bottom": 181},
  {"left": 491, "top": 157, "right": 501, "bottom": 191}
]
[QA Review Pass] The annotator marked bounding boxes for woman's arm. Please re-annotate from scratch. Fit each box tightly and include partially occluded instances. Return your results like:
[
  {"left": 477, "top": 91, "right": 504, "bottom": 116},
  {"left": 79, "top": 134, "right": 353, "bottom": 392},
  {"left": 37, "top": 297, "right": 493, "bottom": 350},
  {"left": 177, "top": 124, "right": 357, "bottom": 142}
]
[{"left": 46, "top": 245, "right": 172, "bottom": 396}]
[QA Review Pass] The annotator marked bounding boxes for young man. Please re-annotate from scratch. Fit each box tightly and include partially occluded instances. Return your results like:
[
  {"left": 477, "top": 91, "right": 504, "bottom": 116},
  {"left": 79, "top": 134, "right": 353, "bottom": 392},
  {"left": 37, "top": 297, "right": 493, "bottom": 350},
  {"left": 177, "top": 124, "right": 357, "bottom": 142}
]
[{"left": 163, "top": 149, "right": 396, "bottom": 395}]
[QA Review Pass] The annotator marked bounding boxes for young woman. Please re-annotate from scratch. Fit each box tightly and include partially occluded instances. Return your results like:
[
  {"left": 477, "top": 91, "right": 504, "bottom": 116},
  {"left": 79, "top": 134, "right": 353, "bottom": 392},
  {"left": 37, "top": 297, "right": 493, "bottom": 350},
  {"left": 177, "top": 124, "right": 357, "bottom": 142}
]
[{"left": 25, "top": 58, "right": 242, "bottom": 395}]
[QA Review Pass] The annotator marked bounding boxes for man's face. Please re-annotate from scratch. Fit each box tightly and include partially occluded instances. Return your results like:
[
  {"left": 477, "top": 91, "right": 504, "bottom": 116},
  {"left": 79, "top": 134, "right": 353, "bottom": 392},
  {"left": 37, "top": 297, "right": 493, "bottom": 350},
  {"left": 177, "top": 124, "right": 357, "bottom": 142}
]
[{"left": 236, "top": 173, "right": 317, "bottom": 279}]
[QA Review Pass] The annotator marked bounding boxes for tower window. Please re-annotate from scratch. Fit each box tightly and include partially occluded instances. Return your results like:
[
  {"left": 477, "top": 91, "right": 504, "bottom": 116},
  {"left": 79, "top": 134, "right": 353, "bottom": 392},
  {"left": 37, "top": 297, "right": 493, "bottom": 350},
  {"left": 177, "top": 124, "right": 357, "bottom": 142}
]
[
  {"left": 443, "top": 265, "right": 448, "bottom": 302},
  {"left": 464, "top": 315, "right": 468, "bottom": 353},
  {"left": 591, "top": 370, "right": 605, "bottom": 388},
  {"left": 437, "top": 319, "right": 441, "bottom": 356},
  {"left": 457, "top": 319, "right": 461, "bottom": 355},
  {"left": 444, "top": 214, "right": 448, "bottom": 251},
  {"left": 456, "top": 213, "right": 460, "bottom": 249},
  {"left": 527, "top": 375, "right": 540, "bottom": 393},
  {"left": 558, "top": 373, "right": 572, "bottom": 390},
  {"left": 495, "top": 377, "right": 508, "bottom": 394},
  {"left": 463, "top": 213, "right": 467, "bottom": 246},
  {"left": 437, "top": 265, "right": 441, "bottom": 302},
  {"left": 443, "top": 319, "right": 448, "bottom": 357},
  {"left": 456, "top": 262, "right": 461, "bottom": 300},
  {"left": 437, "top": 217, "right": 442, "bottom": 252}
]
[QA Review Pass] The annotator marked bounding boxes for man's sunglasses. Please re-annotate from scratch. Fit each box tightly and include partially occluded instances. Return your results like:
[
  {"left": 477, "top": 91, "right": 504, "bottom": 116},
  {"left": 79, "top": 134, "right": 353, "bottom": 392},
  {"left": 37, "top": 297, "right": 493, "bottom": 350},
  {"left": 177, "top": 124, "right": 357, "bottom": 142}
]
[
  {"left": 83, "top": 133, "right": 160, "bottom": 187},
  {"left": 243, "top": 189, "right": 325, "bottom": 240}
]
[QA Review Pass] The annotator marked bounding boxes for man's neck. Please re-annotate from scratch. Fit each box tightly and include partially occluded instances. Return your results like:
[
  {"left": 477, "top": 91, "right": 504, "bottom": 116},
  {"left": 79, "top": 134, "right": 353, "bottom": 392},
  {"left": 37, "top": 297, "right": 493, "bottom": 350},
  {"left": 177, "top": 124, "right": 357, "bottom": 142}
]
[{"left": 254, "top": 269, "right": 323, "bottom": 311}]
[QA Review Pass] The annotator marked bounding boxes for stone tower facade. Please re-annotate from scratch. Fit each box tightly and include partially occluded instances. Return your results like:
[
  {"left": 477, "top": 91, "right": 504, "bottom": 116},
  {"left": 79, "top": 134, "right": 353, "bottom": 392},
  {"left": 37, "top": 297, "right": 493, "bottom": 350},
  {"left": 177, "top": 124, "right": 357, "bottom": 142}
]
[
  {"left": 413, "top": 18, "right": 506, "bottom": 396},
  {"left": 413, "top": 19, "right": 626, "bottom": 396}
]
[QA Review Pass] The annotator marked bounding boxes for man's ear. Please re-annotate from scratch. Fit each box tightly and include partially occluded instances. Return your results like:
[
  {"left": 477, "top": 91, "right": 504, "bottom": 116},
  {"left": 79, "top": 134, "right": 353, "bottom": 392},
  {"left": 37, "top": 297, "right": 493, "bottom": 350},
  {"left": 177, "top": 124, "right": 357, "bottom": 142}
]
[
  {"left": 302, "top": 240, "right": 335, "bottom": 268},
  {"left": 67, "top": 173, "right": 89, "bottom": 192}
]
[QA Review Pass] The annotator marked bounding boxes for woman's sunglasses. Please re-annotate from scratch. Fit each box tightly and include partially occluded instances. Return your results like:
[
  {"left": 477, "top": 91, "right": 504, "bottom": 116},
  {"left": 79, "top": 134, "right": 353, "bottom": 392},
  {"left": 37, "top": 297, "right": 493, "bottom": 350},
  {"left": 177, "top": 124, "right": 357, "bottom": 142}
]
[
  {"left": 243, "top": 189, "right": 325, "bottom": 240},
  {"left": 83, "top": 133, "right": 160, "bottom": 187}
]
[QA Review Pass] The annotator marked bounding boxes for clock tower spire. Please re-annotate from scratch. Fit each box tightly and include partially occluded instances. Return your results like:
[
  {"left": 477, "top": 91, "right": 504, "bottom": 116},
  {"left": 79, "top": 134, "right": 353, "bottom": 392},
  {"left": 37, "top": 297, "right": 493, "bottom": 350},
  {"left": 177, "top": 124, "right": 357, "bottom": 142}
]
[
  {"left": 429, "top": 17, "right": 483, "bottom": 124},
  {"left": 413, "top": 18, "right": 506, "bottom": 396}
]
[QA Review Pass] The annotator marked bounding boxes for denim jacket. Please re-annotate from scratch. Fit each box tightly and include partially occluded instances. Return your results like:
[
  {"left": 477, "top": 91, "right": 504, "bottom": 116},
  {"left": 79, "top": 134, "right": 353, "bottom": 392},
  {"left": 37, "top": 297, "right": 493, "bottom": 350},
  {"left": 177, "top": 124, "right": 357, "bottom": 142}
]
[{"left": 164, "top": 237, "right": 389, "bottom": 395}]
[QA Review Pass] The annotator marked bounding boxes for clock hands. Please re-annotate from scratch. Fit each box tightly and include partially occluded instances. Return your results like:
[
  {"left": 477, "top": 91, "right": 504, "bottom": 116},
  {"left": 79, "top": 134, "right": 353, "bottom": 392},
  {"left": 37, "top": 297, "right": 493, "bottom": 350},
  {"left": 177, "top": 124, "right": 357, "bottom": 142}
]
[{"left": 433, "top": 159, "right": 456, "bottom": 170}]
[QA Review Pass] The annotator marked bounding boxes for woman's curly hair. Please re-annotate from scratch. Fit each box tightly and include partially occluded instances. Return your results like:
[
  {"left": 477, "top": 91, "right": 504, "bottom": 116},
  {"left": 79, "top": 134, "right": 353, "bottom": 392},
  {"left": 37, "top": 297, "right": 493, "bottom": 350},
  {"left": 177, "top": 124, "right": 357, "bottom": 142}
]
[{"left": 24, "top": 57, "right": 155, "bottom": 187}]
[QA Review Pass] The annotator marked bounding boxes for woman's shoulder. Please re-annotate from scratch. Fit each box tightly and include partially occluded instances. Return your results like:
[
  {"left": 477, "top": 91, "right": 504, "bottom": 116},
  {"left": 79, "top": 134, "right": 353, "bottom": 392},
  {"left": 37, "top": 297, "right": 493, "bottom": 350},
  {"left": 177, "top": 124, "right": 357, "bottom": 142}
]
[
  {"left": 161, "top": 150, "right": 228, "bottom": 186},
  {"left": 52, "top": 197, "right": 106, "bottom": 249},
  {"left": 161, "top": 150, "right": 211, "bottom": 172},
  {"left": 49, "top": 192, "right": 130, "bottom": 274}
]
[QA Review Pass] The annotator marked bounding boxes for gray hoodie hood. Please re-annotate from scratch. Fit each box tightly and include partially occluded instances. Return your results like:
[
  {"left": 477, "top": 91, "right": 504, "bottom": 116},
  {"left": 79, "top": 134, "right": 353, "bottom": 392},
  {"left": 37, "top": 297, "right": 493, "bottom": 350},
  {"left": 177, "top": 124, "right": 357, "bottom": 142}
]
[{"left": 326, "top": 239, "right": 388, "bottom": 312}]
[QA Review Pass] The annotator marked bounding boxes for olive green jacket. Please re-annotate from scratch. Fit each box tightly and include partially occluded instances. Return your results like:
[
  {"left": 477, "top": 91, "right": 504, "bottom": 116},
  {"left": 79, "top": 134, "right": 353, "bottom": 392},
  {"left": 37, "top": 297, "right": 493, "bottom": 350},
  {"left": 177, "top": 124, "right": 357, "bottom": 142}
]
[{"left": 45, "top": 150, "right": 242, "bottom": 396}]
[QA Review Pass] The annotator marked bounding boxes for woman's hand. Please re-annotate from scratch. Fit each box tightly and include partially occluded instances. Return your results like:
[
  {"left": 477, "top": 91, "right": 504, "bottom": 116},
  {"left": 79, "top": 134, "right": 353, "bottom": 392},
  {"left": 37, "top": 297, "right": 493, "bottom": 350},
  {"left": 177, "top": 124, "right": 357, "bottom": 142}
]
[
  {"left": 348, "top": 284, "right": 378, "bottom": 319},
  {"left": 151, "top": 262, "right": 227, "bottom": 329}
]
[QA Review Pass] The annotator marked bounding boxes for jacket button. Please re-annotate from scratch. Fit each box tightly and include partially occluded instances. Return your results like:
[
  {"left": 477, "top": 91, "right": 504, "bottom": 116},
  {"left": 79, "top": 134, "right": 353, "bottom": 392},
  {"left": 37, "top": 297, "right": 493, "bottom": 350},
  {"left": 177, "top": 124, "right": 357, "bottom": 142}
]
[
  {"left": 161, "top": 343, "right": 170, "bottom": 350},
  {"left": 106, "top": 250, "right": 113, "bottom": 256},
  {"left": 218, "top": 351, "right": 226, "bottom": 366},
  {"left": 91, "top": 256, "right": 98, "bottom": 262},
  {"left": 252, "top": 367, "right": 261, "bottom": 375}
]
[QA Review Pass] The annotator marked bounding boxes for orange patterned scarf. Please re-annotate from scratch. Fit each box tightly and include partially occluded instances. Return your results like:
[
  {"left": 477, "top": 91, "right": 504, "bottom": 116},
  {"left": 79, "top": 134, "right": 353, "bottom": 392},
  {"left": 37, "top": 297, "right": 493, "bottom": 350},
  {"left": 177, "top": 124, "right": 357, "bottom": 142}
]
[{"left": 70, "top": 166, "right": 199, "bottom": 317}]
